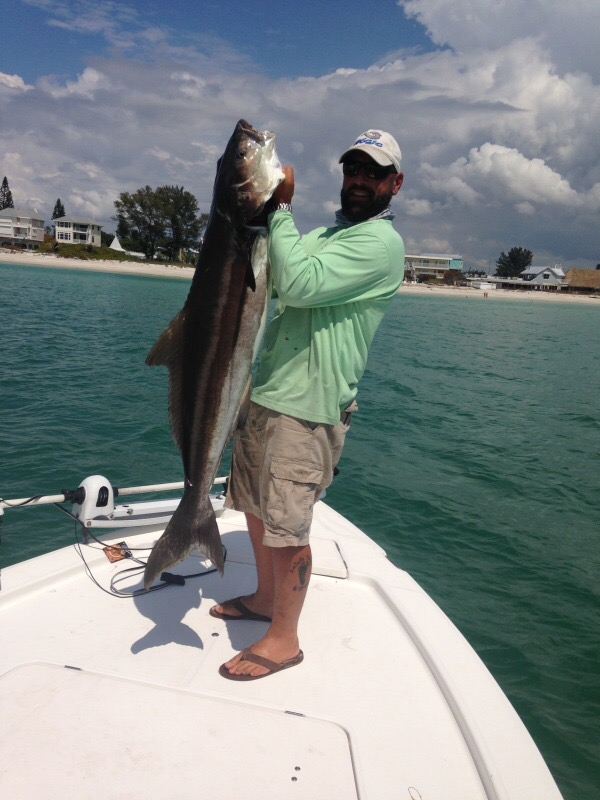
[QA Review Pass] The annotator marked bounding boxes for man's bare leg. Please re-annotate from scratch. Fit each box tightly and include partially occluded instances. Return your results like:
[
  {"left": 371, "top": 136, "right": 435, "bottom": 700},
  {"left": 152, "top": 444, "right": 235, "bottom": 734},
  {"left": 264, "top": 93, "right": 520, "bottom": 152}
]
[
  {"left": 211, "top": 512, "right": 274, "bottom": 618},
  {"left": 222, "top": 542, "right": 312, "bottom": 677}
]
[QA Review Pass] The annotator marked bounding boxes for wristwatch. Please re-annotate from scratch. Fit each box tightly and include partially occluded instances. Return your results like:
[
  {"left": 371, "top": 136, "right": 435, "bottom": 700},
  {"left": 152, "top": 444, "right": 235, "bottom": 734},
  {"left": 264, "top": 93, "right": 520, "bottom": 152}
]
[{"left": 274, "top": 202, "right": 292, "bottom": 213}]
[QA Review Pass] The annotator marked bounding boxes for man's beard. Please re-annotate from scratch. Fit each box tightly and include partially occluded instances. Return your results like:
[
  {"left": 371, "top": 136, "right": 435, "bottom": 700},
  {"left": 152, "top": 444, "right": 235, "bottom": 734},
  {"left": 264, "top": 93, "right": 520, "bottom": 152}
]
[{"left": 340, "top": 186, "right": 394, "bottom": 222}]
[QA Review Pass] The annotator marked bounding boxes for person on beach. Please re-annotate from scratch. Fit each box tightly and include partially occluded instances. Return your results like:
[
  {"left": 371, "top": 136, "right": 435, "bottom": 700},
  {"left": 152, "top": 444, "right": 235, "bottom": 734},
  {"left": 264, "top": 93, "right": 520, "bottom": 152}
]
[{"left": 211, "top": 129, "right": 405, "bottom": 680}]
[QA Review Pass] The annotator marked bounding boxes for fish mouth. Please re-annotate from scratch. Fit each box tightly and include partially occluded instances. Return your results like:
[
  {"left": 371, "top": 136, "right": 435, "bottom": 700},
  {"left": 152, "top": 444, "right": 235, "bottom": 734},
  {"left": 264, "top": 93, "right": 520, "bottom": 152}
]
[
  {"left": 217, "top": 119, "right": 284, "bottom": 222},
  {"left": 237, "top": 119, "right": 269, "bottom": 146},
  {"left": 232, "top": 125, "right": 282, "bottom": 194}
]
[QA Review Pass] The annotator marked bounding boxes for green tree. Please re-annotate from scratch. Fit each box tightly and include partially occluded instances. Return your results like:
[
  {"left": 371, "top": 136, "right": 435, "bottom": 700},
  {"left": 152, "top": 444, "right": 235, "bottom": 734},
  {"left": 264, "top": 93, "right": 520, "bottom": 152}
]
[
  {"left": 495, "top": 247, "right": 533, "bottom": 278},
  {"left": 114, "top": 185, "right": 206, "bottom": 260},
  {"left": 114, "top": 185, "right": 167, "bottom": 259},
  {"left": 0, "top": 176, "right": 14, "bottom": 209},
  {"left": 52, "top": 198, "right": 66, "bottom": 219},
  {"left": 156, "top": 185, "right": 207, "bottom": 261},
  {"left": 443, "top": 269, "right": 465, "bottom": 285}
]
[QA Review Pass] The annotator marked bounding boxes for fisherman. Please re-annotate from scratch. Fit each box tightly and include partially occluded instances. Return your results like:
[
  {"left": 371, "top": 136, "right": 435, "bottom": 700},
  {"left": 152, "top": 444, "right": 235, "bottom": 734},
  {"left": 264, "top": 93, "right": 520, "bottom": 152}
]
[{"left": 212, "top": 129, "right": 405, "bottom": 680}]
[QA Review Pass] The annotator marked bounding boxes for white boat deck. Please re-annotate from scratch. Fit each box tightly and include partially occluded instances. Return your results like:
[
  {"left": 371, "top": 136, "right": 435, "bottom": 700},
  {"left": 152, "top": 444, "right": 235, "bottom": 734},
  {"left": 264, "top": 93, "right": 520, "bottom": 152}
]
[{"left": 0, "top": 501, "right": 563, "bottom": 799}]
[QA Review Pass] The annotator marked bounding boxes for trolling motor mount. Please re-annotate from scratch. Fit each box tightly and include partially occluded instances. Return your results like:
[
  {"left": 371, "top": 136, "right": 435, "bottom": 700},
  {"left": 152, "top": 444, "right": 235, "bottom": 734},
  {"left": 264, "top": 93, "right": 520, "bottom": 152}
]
[{"left": 71, "top": 475, "right": 115, "bottom": 527}]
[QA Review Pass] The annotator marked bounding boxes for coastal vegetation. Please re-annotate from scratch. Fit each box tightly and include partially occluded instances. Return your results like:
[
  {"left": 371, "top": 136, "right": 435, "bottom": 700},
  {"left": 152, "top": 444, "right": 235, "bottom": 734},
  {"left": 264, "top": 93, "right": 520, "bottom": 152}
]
[
  {"left": 0, "top": 176, "right": 14, "bottom": 209},
  {"left": 36, "top": 237, "right": 144, "bottom": 262},
  {"left": 34, "top": 235, "right": 186, "bottom": 266},
  {"left": 495, "top": 246, "right": 534, "bottom": 277},
  {"left": 114, "top": 185, "right": 208, "bottom": 262},
  {"left": 52, "top": 199, "right": 66, "bottom": 219}
]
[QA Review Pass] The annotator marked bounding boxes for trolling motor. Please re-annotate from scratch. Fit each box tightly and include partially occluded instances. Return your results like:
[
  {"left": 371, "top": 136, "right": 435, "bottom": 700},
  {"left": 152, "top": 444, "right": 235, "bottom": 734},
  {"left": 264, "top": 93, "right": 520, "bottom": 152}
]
[{"left": 69, "top": 475, "right": 115, "bottom": 527}]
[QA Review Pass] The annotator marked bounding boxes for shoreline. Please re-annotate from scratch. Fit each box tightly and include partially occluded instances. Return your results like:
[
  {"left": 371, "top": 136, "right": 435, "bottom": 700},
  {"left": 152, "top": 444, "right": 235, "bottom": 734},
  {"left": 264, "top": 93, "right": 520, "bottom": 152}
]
[
  {"left": 399, "top": 282, "right": 600, "bottom": 305},
  {"left": 0, "top": 250, "right": 195, "bottom": 280},
  {"left": 2, "top": 250, "right": 599, "bottom": 305}
]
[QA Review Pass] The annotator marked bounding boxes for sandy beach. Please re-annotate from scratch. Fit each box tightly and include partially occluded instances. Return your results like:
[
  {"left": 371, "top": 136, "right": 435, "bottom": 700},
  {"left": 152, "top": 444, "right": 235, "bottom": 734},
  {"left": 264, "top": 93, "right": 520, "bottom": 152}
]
[
  {"left": 0, "top": 250, "right": 195, "bottom": 280},
  {"left": 399, "top": 282, "right": 600, "bottom": 305},
  {"left": 1, "top": 249, "right": 598, "bottom": 305}
]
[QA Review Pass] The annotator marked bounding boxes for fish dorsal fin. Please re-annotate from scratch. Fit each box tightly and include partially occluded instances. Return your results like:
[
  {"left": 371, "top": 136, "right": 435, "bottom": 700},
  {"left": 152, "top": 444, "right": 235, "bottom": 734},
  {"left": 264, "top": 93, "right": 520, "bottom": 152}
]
[{"left": 146, "top": 310, "right": 186, "bottom": 459}]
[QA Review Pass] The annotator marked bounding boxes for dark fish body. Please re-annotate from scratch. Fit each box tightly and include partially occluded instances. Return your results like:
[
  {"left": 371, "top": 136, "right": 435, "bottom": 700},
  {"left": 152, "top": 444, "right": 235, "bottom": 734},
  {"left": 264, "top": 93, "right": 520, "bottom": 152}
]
[{"left": 143, "top": 120, "right": 283, "bottom": 588}]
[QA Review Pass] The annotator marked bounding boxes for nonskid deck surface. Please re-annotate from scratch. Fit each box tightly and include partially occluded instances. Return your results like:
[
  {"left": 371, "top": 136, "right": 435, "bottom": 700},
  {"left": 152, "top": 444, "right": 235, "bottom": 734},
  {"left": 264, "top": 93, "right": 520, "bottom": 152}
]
[{"left": 0, "top": 504, "right": 562, "bottom": 800}]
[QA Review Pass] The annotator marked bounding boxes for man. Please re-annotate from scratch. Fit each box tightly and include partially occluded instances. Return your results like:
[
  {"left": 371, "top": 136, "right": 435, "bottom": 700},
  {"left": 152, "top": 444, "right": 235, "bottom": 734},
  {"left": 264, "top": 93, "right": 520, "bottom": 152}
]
[{"left": 211, "top": 129, "right": 405, "bottom": 680}]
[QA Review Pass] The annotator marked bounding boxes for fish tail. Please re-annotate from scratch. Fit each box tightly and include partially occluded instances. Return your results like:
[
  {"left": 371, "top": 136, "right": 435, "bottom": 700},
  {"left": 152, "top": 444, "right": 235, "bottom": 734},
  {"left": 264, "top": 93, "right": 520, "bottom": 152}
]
[{"left": 143, "top": 496, "right": 224, "bottom": 589}]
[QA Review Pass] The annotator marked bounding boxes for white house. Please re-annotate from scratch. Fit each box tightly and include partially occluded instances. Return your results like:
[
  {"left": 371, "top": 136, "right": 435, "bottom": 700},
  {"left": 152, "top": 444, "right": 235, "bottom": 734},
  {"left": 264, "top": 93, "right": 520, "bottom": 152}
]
[
  {"left": 0, "top": 208, "right": 45, "bottom": 249},
  {"left": 475, "top": 265, "right": 568, "bottom": 292},
  {"left": 470, "top": 280, "right": 496, "bottom": 291},
  {"left": 54, "top": 216, "right": 102, "bottom": 246},
  {"left": 521, "top": 266, "right": 566, "bottom": 286},
  {"left": 404, "top": 254, "right": 464, "bottom": 281}
]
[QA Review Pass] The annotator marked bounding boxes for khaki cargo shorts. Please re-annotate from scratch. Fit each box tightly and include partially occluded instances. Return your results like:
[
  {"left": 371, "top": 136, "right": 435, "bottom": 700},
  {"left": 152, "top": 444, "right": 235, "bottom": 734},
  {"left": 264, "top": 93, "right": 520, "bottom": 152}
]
[{"left": 224, "top": 401, "right": 353, "bottom": 547}]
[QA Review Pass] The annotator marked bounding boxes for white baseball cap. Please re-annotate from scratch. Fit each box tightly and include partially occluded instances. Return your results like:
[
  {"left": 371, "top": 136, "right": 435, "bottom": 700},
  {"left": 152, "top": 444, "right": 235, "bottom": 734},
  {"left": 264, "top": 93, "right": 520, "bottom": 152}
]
[{"left": 339, "top": 129, "right": 402, "bottom": 172}]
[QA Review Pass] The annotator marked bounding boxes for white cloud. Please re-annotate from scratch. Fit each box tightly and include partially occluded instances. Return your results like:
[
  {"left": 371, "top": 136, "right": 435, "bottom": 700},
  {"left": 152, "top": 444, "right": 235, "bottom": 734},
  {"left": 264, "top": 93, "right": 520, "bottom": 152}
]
[
  {"left": 74, "top": 162, "right": 102, "bottom": 179},
  {"left": 1, "top": 0, "right": 599, "bottom": 269},
  {"left": 40, "top": 67, "right": 110, "bottom": 99},
  {"left": 24, "top": 0, "right": 140, "bottom": 48},
  {"left": 401, "top": 0, "right": 600, "bottom": 79},
  {"left": 0, "top": 73, "right": 34, "bottom": 92},
  {"left": 400, "top": 197, "right": 434, "bottom": 217},
  {"left": 424, "top": 143, "right": 586, "bottom": 209},
  {"left": 516, "top": 202, "right": 535, "bottom": 216}
]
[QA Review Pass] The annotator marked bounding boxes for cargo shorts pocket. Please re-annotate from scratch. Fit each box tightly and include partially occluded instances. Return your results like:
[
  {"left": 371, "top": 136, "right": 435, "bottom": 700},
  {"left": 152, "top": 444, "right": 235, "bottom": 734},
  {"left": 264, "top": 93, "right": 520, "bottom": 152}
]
[{"left": 265, "top": 458, "right": 323, "bottom": 538}]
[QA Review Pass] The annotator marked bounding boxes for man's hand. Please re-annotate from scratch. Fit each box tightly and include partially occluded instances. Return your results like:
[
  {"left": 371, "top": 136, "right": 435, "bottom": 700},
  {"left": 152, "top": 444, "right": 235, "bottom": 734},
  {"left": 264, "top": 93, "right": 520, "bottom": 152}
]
[
  {"left": 247, "top": 165, "right": 294, "bottom": 226},
  {"left": 271, "top": 165, "right": 294, "bottom": 205}
]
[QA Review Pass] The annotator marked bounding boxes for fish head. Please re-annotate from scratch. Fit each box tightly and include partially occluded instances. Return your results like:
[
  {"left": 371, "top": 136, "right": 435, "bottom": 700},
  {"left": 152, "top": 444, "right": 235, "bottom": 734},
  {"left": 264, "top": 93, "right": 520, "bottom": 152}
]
[{"left": 217, "top": 119, "right": 284, "bottom": 224}]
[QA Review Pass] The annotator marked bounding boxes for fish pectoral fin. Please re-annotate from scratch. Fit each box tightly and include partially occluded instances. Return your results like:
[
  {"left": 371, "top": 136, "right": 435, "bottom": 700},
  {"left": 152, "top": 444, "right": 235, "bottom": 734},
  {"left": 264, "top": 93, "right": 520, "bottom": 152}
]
[{"left": 146, "top": 310, "right": 185, "bottom": 367}]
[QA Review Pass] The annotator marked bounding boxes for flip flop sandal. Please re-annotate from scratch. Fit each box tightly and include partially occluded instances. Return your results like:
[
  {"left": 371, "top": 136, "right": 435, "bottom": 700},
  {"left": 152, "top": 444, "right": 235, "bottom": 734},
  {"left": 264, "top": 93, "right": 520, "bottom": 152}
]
[
  {"left": 219, "top": 648, "right": 304, "bottom": 681},
  {"left": 209, "top": 596, "right": 272, "bottom": 622}
]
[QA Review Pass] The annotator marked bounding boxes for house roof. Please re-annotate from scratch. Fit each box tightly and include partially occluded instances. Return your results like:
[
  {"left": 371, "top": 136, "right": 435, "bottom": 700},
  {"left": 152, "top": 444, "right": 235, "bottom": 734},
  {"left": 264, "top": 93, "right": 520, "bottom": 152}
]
[
  {"left": 0, "top": 207, "right": 44, "bottom": 220},
  {"left": 564, "top": 269, "right": 600, "bottom": 289},
  {"left": 54, "top": 215, "right": 103, "bottom": 227},
  {"left": 521, "top": 266, "right": 565, "bottom": 277}
]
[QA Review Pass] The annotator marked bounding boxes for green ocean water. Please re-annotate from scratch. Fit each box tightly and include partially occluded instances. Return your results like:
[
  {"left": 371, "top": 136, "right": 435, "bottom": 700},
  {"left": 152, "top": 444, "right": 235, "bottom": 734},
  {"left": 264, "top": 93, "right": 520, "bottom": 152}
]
[{"left": 1, "top": 261, "right": 599, "bottom": 798}]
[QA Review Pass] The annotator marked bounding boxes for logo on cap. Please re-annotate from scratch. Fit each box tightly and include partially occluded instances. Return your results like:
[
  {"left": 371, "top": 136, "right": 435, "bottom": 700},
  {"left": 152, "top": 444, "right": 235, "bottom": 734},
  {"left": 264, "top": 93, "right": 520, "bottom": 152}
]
[{"left": 354, "top": 138, "right": 384, "bottom": 148}]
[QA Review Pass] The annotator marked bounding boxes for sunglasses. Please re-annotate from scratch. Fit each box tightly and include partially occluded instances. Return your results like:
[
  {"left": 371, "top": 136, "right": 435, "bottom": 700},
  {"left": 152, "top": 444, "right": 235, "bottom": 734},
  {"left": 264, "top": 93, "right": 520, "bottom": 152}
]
[{"left": 342, "top": 160, "right": 396, "bottom": 180}]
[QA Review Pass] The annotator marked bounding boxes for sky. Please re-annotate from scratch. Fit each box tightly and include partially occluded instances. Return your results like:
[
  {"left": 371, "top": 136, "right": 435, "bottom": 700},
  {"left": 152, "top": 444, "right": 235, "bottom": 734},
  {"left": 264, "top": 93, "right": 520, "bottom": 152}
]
[{"left": 1, "top": 0, "right": 599, "bottom": 271}]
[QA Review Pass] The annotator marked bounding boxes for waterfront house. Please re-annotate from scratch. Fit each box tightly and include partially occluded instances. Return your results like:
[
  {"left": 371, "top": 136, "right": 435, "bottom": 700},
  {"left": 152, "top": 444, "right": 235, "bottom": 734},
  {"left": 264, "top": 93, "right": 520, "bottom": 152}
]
[
  {"left": 0, "top": 208, "right": 45, "bottom": 249},
  {"left": 54, "top": 216, "right": 102, "bottom": 246},
  {"left": 478, "top": 265, "right": 568, "bottom": 292},
  {"left": 470, "top": 280, "right": 496, "bottom": 291},
  {"left": 521, "top": 265, "right": 566, "bottom": 286},
  {"left": 404, "top": 254, "right": 464, "bottom": 282}
]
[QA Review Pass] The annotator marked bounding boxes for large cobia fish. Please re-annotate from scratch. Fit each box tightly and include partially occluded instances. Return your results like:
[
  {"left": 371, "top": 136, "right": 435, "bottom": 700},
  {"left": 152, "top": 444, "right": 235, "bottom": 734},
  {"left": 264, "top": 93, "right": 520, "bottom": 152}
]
[{"left": 143, "top": 119, "right": 283, "bottom": 588}]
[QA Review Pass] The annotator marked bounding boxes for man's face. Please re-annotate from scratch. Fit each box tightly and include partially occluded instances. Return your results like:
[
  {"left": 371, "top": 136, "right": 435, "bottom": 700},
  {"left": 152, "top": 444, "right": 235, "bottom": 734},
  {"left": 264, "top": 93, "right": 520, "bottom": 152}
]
[{"left": 340, "top": 151, "right": 404, "bottom": 222}]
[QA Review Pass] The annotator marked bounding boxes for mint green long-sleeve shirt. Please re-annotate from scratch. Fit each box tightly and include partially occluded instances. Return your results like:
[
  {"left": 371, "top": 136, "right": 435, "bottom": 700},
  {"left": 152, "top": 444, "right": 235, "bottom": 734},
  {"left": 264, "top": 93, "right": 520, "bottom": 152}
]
[{"left": 250, "top": 209, "right": 405, "bottom": 425}]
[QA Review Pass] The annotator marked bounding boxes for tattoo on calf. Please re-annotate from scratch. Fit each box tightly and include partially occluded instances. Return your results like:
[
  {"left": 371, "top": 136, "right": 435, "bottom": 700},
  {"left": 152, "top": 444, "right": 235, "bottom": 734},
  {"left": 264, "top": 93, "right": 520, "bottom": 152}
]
[{"left": 291, "top": 554, "right": 312, "bottom": 592}]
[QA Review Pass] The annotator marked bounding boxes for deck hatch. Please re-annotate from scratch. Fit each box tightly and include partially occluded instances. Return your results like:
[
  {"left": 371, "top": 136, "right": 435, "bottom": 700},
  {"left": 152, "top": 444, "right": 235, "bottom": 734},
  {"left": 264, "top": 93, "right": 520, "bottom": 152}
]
[{"left": 0, "top": 662, "right": 358, "bottom": 799}]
